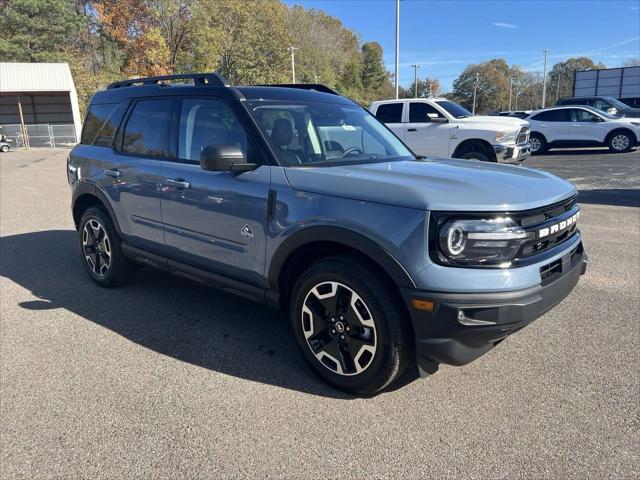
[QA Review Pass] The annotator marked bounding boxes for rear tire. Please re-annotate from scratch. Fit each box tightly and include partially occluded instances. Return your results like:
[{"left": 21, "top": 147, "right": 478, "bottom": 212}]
[
  {"left": 530, "top": 133, "right": 547, "bottom": 155},
  {"left": 0, "top": 145, "right": 9, "bottom": 153},
  {"left": 290, "top": 255, "right": 411, "bottom": 395},
  {"left": 78, "top": 207, "right": 130, "bottom": 287},
  {"left": 607, "top": 131, "right": 633, "bottom": 153}
]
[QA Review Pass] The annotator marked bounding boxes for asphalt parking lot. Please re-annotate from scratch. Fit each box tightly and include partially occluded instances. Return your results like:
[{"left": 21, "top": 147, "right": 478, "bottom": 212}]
[{"left": 1, "top": 148, "right": 638, "bottom": 479}]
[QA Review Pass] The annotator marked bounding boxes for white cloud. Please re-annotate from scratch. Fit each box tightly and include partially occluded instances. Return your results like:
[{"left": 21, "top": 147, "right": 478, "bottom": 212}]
[{"left": 492, "top": 22, "right": 519, "bottom": 29}]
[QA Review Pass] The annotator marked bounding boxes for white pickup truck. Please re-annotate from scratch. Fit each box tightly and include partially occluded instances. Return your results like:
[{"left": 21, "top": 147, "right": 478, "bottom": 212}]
[{"left": 370, "top": 98, "right": 531, "bottom": 163}]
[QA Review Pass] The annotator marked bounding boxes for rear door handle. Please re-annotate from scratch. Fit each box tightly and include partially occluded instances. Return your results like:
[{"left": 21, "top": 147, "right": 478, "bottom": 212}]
[
  {"left": 165, "top": 178, "right": 191, "bottom": 189},
  {"left": 104, "top": 168, "right": 122, "bottom": 178},
  {"left": 407, "top": 128, "right": 418, "bottom": 132}
]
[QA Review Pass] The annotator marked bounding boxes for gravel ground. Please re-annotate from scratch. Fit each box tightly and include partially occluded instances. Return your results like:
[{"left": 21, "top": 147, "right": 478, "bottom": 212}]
[{"left": 1, "top": 148, "right": 638, "bottom": 479}]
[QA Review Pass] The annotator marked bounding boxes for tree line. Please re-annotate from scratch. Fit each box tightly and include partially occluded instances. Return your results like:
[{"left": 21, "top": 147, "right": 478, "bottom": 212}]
[
  {"left": 1, "top": 0, "right": 638, "bottom": 117},
  {"left": 0, "top": 0, "right": 393, "bottom": 112}
]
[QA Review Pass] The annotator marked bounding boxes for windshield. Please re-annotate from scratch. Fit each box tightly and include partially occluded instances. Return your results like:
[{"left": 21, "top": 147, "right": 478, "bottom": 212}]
[
  {"left": 607, "top": 97, "right": 630, "bottom": 109},
  {"left": 585, "top": 106, "right": 617, "bottom": 119},
  {"left": 435, "top": 100, "right": 472, "bottom": 118},
  {"left": 245, "top": 100, "right": 415, "bottom": 166}
]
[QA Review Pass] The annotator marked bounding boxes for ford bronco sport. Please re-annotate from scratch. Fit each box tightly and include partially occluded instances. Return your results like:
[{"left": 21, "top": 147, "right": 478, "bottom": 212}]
[{"left": 69, "top": 73, "right": 587, "bottom": 394}]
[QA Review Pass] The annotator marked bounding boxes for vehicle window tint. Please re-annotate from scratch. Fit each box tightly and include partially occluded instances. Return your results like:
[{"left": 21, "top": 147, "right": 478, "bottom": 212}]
[
  {"left": 179, "top": 99, "right": 248, "bottom": 163},
  {"left": 81, "top": 103, "right": 127, "bottom": 146},
  {"left": 409, "top": 102, "right": 444, "bottom": 122},
  {"left": 374, "top": 103, "right": 403, "bottom": 123},
  {"left": 122, "top": 100, "right": 173, "bottom": 157},
  {"left": 593, "top": 99, "right": 610, "bottom": 111},
  {"left": 570, "top": 109, "right": 599, "bottom": 122},
  {"left": 531, "top": 109, "right": 570, "bottom": 122}
]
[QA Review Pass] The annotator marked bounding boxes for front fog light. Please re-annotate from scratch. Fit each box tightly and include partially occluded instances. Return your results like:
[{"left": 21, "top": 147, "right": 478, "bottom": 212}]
[{"left": 438, "top": 217, "right": 529, "bottom": 265}]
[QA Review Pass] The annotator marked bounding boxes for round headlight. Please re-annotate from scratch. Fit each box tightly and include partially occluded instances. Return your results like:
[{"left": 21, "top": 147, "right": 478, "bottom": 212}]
[{"left": 447, "top": 223, "right": 466, "bottom": 255}]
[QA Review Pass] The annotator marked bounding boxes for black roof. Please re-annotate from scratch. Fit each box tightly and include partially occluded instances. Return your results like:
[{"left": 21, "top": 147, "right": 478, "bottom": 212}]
[{"left": 92, "top": 72, "right": 355, "bottom": 106}]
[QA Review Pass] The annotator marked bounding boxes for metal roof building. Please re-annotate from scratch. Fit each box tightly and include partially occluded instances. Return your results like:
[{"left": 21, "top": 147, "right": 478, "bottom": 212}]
[{"left": 0, "top": 63, "right": 82, "bottom": 147}]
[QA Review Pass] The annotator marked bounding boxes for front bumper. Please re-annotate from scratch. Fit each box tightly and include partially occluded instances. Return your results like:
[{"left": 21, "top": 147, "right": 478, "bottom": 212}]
[
  {"left": 401, "top": 242, "right": 587, "bottom": 375},
  {"left": 493, "top": 143, "right": 530, "bottom": 163}
]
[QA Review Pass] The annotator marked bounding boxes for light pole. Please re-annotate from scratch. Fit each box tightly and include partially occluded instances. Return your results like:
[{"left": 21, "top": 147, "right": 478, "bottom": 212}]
[
  {"left": 289, "top": 46, "right": 299, "bottom": 83},
  {"left": 555, "top": 72, "right": 561, "bottom": 101},
  {"left": 472, "top": 72, "right": 480, "bottom": 115},
  {"left": 395, "top": 0, "right": 400, "bottom": 99},
  {"left": 514, "top": 78, "right": 519, "bottom": 110},
  {"left": 541, "top": 49, "right": 550, "bottom": 108},
  {"left": 411, "top": 64, "right": 420, "bottom": 98},
  {"left": 508, "top": 77, "right": 513, "bottom": 111},
  {"left": 314, "top": 74, "right": 320, "bottom": 84}
]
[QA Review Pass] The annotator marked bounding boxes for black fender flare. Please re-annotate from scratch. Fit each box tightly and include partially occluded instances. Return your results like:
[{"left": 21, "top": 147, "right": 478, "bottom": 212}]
[
  {"left": 72, "top": 182, "right": 123, "bottom": 237},
  {"left": 267, "top": 226, "right": 416, "bottom": 290}
]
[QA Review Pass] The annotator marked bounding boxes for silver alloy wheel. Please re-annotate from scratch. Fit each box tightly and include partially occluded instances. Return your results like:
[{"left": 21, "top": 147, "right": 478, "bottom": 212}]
[
  {"left": 530, "top": 137, "right": 541, "bottom": 152},
  {"left": 611, "top": 134, "right": 630, "bottom": 151},
  {"left": 82, "top": 219, "right": 112, "bottom": 277},
  {"left": 301, "top": 281, "right": 377, "bottom": 376}
]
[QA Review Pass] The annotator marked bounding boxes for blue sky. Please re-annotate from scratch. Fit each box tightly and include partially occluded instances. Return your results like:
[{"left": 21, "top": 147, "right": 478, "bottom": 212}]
[{"left": 283, "top": 0, "right": 640, "bottom": 91}]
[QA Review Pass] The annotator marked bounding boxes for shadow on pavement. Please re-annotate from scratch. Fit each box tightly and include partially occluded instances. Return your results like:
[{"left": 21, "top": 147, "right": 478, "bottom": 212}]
[
  {"left": 543, "top": 148, "right": 637, "bottom": 156},
  {"left": 2, "top": 230, "right": 412, "bottom": 399},
  {"left": 578, "top": 189, "right": 640, "bottom": 207}
]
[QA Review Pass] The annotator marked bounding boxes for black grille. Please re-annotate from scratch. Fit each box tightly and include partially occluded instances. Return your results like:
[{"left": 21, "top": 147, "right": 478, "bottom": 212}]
[
  {"left": 517, "top": 127, "right": 530, "bottom": 145},
  {"left": 515, "top": 196, "right": 579, "bottom": 261}
]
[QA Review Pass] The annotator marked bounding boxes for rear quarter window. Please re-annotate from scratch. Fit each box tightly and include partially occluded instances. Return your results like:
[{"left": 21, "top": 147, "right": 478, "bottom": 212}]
[
  {"left": 81, "top": 102, "right": 128, "bottom": 147},
  {"left": 374, "top": 103, "right": 403, "bottom": 123}
]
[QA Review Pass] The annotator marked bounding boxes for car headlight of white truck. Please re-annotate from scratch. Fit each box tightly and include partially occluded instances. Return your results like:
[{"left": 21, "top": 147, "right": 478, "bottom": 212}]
[{"left": 494, "top": 130, "right": 519, "bottom": 143}]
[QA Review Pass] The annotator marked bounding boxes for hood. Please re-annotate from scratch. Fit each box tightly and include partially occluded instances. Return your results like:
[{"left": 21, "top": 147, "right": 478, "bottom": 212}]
[
  {"left": 457, "top": 115, "right": 528, "bottom": 129},
  {"left": 284, "top": 159, "right": 577, "bottom": 212},
  {"left": 614, "top": 115, "right": 640, "bottom": 124}
]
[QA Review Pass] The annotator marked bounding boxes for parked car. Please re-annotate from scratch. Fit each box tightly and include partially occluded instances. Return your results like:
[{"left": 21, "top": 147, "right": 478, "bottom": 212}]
[
  {"left": 0, "top": 141, "right": 10, "bottom": 153},
  {"left": 69, "top": 73, "right": 587, "bottom": 394},
  {"left": 555, "top": 96, "right": 640, "bottom": 118},
  {"left": 526, "top": 106, "right": 640, "bottom": 154},
  {"left": 370, "top": 98, "right": 530, "bottom": 163}
]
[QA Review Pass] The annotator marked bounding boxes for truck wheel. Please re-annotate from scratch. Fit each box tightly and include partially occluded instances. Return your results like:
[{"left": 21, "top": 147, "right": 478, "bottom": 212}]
[
  {"left": 290, "top": 256, "right": 411, "bottom": 395},
  {"left": 460, "top": 151, "right": 490, "bottom": 162},
  {"left": 78, "top": 207, "right": 130, "bottom": 287},
  {"left": 607, "top": 131, "right": 633, "bottom": 152},
  {"left": 530, "top": 133, "right": 547, "bottom": 155}
]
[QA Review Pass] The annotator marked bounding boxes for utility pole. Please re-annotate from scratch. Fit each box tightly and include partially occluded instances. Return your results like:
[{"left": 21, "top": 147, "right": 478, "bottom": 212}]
[
  {"left": 514, "top": 79, "right": 519, "bottom": 110},
  {"left": 411, "top": 64, "right": 420, "bottom": 98},
  {"left": 508, "top": 77, "right": 513, "bottom": 111},
  {"left": 314, "top": 74, "right": 320, "bottom": 83},
  {"left": 541, "top": 49, "right": 550, "bottom": 108},
  {"left": 289, "top": 46, "right": 298, "bottom": 83},
  {"left": 555, "top": 72, "right": 561, "bottom": 101},
  {"left": 395, "top": 0, "right": 400, "bottom": 99},
  {"left": 472, "top": 72, "right": 480, "bottom": 115}
]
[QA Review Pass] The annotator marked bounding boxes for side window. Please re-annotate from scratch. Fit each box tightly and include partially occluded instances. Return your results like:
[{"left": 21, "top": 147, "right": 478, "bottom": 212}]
[
  {"left": 374, "top": 103, "right": 403, "bottom": 123},
  {"left": 122, "top": 99, "right": 174, "bottom": 157},
  {"left": 409, "top": 102, "right": 444, "bottom": 122},
  {"left": 593, "top": 99, "right": 610, "bottom": 111},
  {"left": 81, "top": 103, "right": 127, "bottom": 147},
  {"left": 531, "top": 109, "right": 570, "bottom": 122},
  {"left": 179, "top": 99, "right": 248, "bottom": 163},
  {"left": 570, "top": 109, "right": 599, "bottom": 122}
]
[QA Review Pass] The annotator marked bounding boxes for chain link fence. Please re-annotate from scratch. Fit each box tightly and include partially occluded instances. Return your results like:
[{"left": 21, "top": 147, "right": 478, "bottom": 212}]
[{"left": 0, "top": 123, "right": 77, "bottom": 149}]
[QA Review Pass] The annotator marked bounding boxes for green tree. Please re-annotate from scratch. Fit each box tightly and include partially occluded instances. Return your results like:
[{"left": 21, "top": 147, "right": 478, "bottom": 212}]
[
  {"left": 451, "top": 59, "right": 512, "bottom": 114},
  {"left": 548, "top": 57, "right": 606, "bottom": 102},
  {"left": 0, "top": 0, "right": 84, "bottom": 62},
  {"left": 189, "top": 0, "right": 291, "bottom": 84},
  {"left": 361, "top": 42, "right": 388, "bottom": 97}
]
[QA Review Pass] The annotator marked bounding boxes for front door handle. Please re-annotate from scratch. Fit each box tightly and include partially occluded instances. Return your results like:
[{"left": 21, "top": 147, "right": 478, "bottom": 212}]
[
  {"left": 165, "top": 178, "right": 191, "bottom": 189},
  {"left": 571, "top": 124, "right": 580, "bottom": 127},
  {"left": 407, "top": 128, "right": 418, "bottom": 132},
  {"left": 104, "top": 168, "right": 122, "bottom": 178}
]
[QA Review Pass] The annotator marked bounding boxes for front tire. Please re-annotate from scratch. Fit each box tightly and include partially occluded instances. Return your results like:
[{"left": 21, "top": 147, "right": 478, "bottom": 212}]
[
  {"left": 78, "top": 207, "right": 129, "bottom": 287},
  {"left": 0, "top": 145, "right": 9, "bottom": 153},
  {"left": 607, "top": 131, "right": 633, "bottom": 152},
  {"left": 290, "top": 256, "right": 411, "bottom": 395},
  {"left": 459, "top": 151, "right": 490, "bottom": 162},
  {"left": 529, "top": 133, "right": 547, "bottom": 155}
]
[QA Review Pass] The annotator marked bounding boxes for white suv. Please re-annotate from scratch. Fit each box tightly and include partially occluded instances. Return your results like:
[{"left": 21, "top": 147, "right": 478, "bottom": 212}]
[
  {"left": 370, "top": 98, "right": 531, "bottom": 163},
  {"left": 526, "top": 106, "right": 640, "bottom": 154}
]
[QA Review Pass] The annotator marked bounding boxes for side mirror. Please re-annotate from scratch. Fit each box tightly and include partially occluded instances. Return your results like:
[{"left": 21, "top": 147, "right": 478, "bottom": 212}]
[
  {"left": 200, "top": 144, "right": 258, "bottom": 172},
  {"left": 606, "top": 107, "right": 618, "bottom": 115}
]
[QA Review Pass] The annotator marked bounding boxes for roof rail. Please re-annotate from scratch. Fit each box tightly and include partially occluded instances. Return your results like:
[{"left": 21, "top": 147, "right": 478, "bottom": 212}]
[
  {"left": 260, "top": 84, "right": 340, "bottom": 96},
  {"left": 107, "top": 72, "right": 230, "bottom": 90}
]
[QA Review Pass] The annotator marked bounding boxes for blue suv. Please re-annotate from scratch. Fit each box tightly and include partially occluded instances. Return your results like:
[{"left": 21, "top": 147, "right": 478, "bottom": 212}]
[{"left": 69, "top": 73, "right": 587, "bottom": 394}]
